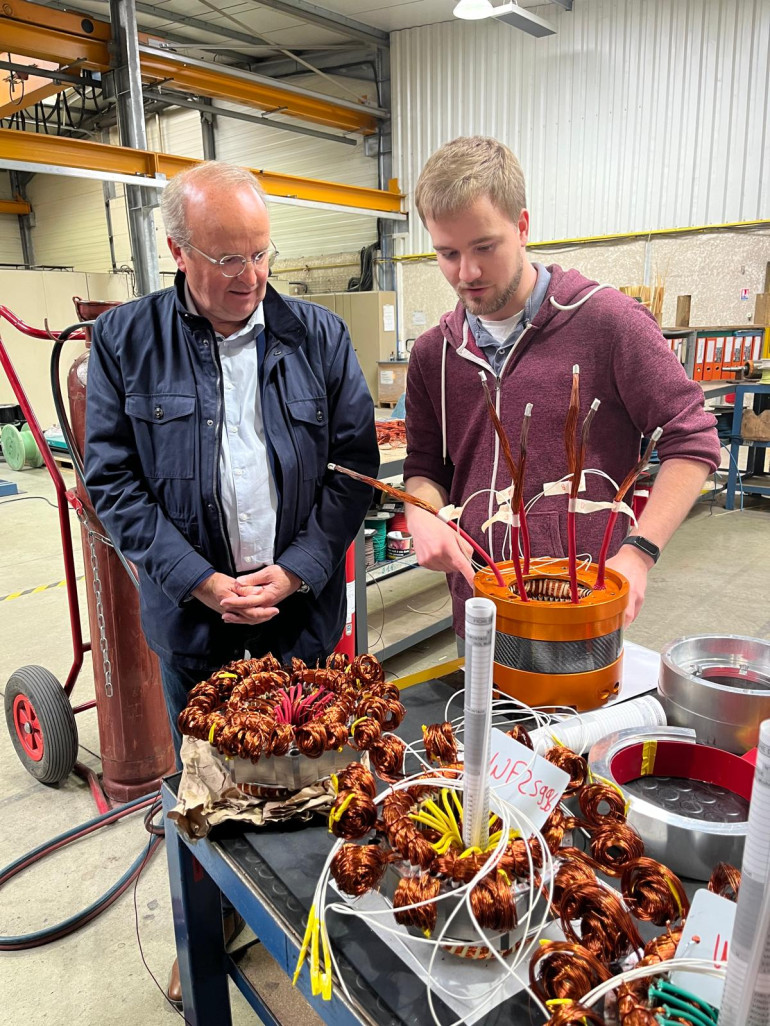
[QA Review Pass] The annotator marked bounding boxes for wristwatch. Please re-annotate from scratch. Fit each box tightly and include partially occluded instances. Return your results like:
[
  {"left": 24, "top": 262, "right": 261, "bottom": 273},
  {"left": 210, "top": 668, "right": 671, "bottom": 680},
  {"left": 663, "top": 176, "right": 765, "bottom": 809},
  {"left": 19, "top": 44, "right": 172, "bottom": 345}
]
[{"left": 619, "top": 535, "right": 661, "bottom": 565}]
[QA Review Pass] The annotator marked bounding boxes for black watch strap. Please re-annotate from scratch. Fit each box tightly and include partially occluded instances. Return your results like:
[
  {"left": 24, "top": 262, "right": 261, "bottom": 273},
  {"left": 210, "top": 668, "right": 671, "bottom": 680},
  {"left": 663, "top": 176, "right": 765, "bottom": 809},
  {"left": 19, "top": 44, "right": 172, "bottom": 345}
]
[{"left": 619, "top": 535, "right": 660, "bottom": 565}]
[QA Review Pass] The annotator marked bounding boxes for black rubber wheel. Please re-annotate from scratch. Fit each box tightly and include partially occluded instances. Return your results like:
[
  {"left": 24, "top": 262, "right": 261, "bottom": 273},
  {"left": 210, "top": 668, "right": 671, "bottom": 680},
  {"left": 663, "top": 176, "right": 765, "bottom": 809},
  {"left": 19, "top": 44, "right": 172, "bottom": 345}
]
[{"left": 4, "top": 665, "right": 79, "bottom": 784}]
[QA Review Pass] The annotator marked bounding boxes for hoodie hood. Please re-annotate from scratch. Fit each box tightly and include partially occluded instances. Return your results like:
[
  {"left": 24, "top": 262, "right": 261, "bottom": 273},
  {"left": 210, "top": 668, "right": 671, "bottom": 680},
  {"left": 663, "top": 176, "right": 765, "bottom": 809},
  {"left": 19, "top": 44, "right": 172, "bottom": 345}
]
[{"left": 438, "top": 264, "right": 612, "bottom": 351}]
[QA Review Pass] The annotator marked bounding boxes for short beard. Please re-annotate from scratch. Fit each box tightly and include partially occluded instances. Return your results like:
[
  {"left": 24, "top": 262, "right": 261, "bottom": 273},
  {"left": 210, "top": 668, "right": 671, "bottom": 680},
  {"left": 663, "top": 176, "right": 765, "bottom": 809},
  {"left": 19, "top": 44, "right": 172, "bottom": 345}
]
[{"left": 460, "top": 263, "right": 523, "bottom": 317}]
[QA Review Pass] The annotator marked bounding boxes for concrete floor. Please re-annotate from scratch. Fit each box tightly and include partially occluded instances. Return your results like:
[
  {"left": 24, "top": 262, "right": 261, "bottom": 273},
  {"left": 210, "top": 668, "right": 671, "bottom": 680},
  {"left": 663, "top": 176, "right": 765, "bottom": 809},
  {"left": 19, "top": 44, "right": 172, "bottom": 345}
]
[{"left": 0, "top": 462, "right": 768, "bottom": 1026}]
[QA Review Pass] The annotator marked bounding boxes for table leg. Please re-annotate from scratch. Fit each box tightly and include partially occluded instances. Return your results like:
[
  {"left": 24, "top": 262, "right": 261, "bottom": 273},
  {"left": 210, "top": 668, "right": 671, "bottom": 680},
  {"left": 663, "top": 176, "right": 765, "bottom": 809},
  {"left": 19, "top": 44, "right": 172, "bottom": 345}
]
[{"left": 163, "top": 789, "right": 232, "bottom": 1026}]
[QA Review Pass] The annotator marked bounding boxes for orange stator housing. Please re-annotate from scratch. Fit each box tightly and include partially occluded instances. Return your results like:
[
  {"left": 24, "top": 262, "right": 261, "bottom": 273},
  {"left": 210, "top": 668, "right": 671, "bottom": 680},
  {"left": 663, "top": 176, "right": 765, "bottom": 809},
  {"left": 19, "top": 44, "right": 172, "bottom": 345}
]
[{"left": 474, "top": 559, "right": 629, "bottom": 711}]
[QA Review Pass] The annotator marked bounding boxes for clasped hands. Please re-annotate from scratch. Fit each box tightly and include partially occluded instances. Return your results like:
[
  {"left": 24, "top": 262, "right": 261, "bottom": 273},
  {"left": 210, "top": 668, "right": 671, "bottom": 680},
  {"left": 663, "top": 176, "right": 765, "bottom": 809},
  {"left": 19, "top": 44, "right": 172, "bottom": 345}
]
[{"left": 192, "top": 565, "right": 302, "bottom": 625}]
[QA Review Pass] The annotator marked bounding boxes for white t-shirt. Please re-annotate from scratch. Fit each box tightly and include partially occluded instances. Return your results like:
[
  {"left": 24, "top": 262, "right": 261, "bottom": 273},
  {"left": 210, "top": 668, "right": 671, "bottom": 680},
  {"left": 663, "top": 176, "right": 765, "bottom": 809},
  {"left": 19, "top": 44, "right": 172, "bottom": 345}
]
[{"left": 476, "top": 309, "right": 524, "bottom": 344}]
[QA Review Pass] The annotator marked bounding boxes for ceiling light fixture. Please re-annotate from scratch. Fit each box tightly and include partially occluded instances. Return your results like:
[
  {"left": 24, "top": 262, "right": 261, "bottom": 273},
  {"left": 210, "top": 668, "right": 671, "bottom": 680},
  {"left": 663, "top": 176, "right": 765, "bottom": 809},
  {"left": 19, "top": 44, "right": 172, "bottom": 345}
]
[{"left": 453, "top": 1, "right": 557, "bottom": 37}]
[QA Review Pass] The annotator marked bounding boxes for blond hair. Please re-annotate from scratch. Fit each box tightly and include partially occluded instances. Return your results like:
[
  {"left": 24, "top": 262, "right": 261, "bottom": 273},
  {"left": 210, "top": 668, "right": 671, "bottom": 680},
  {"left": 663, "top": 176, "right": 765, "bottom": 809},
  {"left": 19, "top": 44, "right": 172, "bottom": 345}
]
[
  {"left": 161, "top": 162, "right": 266, "bottom": 246},
  {"left": 414, "top": 136, "right": 527, "bottom": 225}
]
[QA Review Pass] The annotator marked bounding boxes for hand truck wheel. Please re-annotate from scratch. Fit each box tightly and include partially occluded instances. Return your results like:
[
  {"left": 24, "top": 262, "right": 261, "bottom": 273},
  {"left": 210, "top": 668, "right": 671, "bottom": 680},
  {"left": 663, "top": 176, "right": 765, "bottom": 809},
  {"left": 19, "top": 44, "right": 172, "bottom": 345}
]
[{"left": 4, "top": 665, "right": 79, "bottom": 784}]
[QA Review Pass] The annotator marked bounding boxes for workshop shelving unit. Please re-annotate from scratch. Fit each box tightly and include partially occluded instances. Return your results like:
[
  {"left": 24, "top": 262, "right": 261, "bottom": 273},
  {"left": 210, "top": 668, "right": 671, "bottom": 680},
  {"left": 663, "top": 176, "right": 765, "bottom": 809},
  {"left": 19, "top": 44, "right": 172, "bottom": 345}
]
[
  {"left": 354, "top": 452, "right": 452, "bottom": 661},
  {"left": 725, "top": 382, "right": 770, "bottom": 510}
]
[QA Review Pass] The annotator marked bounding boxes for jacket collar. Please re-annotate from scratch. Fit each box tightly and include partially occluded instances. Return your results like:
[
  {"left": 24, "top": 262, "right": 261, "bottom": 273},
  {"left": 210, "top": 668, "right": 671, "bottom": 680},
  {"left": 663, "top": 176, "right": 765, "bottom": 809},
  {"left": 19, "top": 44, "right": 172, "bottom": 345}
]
[{"left": 173, "top": 272, "right": 307, "bottom": 350}]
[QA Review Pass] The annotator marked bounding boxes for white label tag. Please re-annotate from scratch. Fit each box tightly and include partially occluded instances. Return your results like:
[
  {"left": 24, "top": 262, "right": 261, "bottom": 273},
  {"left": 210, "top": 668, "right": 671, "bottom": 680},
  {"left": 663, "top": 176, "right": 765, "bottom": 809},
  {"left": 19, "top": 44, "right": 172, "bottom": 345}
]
[
  {"left": 488, "top": 728, "right": 570, "bottom": 830},
  {"left": 543, "top": 473, "right": 587, "bottom": 496},
  {"left": 671, "top": 889, "right": 735, "bottom": 1009}
]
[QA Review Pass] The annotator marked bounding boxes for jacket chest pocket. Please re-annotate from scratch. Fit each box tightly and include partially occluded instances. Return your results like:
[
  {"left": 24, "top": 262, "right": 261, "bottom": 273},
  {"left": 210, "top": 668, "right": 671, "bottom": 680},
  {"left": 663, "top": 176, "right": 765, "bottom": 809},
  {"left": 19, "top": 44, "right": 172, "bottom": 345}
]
[
  {"left": 285, "top": 396, "right": 328, "bottom": 481},
  {"left": 125, "top": 393, "right": 196, "bottom": 480}
]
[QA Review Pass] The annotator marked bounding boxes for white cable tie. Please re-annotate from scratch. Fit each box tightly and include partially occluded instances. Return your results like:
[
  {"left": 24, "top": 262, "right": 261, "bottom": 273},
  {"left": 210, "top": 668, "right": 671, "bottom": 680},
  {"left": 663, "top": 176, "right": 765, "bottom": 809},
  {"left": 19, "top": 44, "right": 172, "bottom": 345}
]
[
  {"left": 568, "top": 497, "right": 578, "bottom": 513},
  {"left": 437, "top": 504, "right": 460, "bottom": 523},
  {"left": 511, "top": 513, "right": 520, "bottom": 528},
  {"left": 496, "top": 484, "right": 514, "bottom": 504}
]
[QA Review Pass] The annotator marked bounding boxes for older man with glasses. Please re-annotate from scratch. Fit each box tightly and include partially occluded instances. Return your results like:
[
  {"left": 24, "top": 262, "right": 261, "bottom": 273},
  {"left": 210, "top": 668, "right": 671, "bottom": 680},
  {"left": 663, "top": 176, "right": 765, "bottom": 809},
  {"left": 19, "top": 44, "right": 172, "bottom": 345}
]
[{"left": 84, "top": 161, "right": 378, "bottom": 1003}]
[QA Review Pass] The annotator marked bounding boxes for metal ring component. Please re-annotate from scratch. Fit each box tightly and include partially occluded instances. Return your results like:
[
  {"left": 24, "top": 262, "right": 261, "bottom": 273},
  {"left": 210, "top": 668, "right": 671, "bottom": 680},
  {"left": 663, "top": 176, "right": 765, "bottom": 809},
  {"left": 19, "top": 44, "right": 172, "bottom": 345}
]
[
  {"left": 659, "top": 634, "right": 770, "bottom": 754},
  {"left": 475, "top": 559, "right": 629, "bottom": 710},
  {"left": 589, "top": 726, "right": 752, "bottom": 881}
]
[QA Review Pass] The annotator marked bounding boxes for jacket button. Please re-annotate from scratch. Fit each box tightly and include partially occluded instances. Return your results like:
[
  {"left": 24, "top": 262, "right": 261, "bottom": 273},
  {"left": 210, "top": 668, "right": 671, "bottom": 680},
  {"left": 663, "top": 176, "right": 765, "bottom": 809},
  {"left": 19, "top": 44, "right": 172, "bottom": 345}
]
[
  {"left": 274, "top": 349, "right": 282, "bottom": 357},
  {"left": 316, "top": 409, "right": 323, "bottom": 422},
  {"left": 206, "top": 419, "right": 214, "bottom": 427},
  {"left": 154, "top": 406, "right": 164, "bottom": 419}
]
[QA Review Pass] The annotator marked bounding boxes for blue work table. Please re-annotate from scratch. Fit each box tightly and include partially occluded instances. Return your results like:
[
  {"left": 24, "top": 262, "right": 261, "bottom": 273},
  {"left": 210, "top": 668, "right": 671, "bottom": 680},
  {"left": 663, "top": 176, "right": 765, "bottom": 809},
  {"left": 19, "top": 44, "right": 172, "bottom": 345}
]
[{"left": 162, "top": 670, "right": 534, "bottom": 1026}]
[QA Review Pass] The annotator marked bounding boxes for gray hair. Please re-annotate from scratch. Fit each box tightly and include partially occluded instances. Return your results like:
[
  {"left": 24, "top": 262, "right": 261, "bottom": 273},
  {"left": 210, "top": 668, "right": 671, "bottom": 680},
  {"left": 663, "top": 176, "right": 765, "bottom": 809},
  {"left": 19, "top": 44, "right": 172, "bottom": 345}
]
[{"left": 160, "top": 162, "right": 266, "bottom": 246}]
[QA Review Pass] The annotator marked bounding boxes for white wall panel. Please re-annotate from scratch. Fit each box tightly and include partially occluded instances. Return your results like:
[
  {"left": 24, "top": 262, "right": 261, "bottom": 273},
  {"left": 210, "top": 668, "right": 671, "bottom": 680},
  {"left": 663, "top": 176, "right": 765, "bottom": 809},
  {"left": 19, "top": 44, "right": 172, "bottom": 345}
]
[
  {"left": 213, "top": 75, "right": 379, "bottom": 258},
  {"left": 392, "top": 0, "right": 770, "bottom": 254}
]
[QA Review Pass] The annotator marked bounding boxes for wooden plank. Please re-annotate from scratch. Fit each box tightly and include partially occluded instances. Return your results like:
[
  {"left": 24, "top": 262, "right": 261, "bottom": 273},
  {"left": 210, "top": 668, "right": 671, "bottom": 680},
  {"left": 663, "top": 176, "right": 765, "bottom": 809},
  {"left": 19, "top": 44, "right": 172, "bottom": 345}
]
[{"left": 675, "top": 295, "right": 692, "bottom": 327}]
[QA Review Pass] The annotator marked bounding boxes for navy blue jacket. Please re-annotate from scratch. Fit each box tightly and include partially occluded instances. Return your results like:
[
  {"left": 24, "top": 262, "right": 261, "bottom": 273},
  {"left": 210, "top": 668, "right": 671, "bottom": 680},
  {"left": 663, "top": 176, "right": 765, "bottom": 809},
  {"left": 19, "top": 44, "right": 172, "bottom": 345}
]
[{"left": 84, "top": 274, "right": 377, "bottom": 669}]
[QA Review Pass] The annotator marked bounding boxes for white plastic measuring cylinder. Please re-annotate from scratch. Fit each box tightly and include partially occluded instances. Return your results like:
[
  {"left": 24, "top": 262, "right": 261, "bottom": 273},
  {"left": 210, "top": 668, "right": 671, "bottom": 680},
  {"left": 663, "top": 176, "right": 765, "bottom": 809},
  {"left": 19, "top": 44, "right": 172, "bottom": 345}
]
[
  {"left": 462, "top": 597, "right": 496, "bottom": 850},
  {"left": 718, "top": 718, "right": 770, "bottom": 1025}
]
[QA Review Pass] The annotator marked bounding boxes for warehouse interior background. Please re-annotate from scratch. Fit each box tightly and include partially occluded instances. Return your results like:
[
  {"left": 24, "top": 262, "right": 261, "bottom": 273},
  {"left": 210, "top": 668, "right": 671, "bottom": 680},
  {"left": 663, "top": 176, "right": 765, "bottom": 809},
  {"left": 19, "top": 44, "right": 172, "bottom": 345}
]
[{"left": 1, "top": 0, "right": 769, "bottom": 1023}]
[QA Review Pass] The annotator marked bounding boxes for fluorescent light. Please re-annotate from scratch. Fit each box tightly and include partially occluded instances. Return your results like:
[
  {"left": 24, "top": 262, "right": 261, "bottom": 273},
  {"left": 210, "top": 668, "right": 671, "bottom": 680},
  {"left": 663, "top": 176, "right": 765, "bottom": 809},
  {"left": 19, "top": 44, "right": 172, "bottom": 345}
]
[
  {"left": 453, "top": 1, "right": 557, "bottom": 37},
  {"left": 453, "top": 0, "right": 495, "bottom": 19},
  {"left": 493, "top": 3, "right": 556, "bottom": 36}
]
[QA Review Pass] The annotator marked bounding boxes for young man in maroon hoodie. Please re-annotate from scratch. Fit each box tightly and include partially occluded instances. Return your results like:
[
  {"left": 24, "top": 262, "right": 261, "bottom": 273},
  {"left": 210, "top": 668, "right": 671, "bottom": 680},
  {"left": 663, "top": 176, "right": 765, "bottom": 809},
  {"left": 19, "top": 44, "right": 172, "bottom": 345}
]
[{"left": 404, "top": 136, "right": 720, "bottom": 637}]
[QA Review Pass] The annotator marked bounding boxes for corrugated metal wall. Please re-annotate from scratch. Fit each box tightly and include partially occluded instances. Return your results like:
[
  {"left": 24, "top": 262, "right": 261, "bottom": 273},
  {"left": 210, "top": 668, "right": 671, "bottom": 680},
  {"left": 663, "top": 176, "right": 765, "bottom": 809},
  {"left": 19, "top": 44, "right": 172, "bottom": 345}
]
[
  {"left": 392, "top": 0, "right": 770, "bottom": 254},
  {"left": 213, "top": 74, "right": 379, "bottom": 258}
]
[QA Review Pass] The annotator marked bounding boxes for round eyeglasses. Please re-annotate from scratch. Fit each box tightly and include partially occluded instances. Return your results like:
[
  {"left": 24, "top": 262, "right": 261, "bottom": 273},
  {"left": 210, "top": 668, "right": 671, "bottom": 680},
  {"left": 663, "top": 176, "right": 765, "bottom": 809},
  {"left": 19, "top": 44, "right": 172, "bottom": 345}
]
[{"left": 185, "top": 240, "right": 279, "bottom": 277}]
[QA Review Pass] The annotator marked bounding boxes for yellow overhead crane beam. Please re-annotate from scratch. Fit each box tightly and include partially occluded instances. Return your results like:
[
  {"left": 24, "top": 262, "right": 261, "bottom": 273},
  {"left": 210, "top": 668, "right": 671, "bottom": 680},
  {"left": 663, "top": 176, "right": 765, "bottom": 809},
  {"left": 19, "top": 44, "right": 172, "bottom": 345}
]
[
  {"left": 0, "top": 197, "right": 32, "bottom": 215},
  {"left": 0, "top": 0, "right": 382, "bottom": 134},
  {"left": 0, "top": 129, "right": 405, "bottom": 217}
]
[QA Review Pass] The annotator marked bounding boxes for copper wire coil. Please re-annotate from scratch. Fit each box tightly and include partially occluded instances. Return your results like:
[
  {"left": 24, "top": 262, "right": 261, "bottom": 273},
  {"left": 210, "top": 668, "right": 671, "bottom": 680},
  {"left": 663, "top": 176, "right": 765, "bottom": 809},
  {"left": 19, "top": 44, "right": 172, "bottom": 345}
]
[
  {"left": 325, "top": 722, "right": 350, "bottom": 749},
  {"left": 620, "top": 857, "right": 689, "bottom": 925},
  {"left": 423, "top": 721, "right": 458, "bottom": 764},
  {"left": 350, "top": 717, "right": 382, "bottom": 750},
  {"left": 509, "top": 576, "right": 593, "bottom": 602},
  {"left": 393, "top": 875, "right": 441, "bottom": 935},
  {"left": 578, "top": 783, "right": 627, "bottom": 825},
  {"left": 329, "top": 789, "right": 378, "bottom": 839},
  {"left": 469, "top": 872, "right": 518, "bottom": 933},
  {"left": 500, "top": 836, "right": 544, "bottom": 878},
  {"left": 350, "top": 653, "right": 385, "bottom": 685},
  {"left": 290, "top": 657, "right": 307, "bottom": 673},
  {"left": 293, "top": 721, "right": 328, "bottom": 758},
  {"left": 708, "top": 862, "right": 741, "bottom": 902},
  {"left": 542, "top": 1002, "right": 606, "bottom": 1026},
  {"left": 336, "top": 762, "right": 377, "bottom": 799},
  {"left": 380, "top": 789, "right": 417, "bottom": 830},
  {"left": 356, "top": 695, "right": 390, "bottom": 725},
  {"left": 551, "top": 858, "right": 598, "bottom": 916},
  {"left": 268, "top": 722, "right": 293, "bottom": 757},
  {"left": 368, "top": 734, "right": 406, "bottom": 782},
  {"left": 294, "top": 667, "right": 349, "bottom": 690},
  {"left": 330, "top": 843, "right": 389, "bottom": 896},
  {"left": 505, "top": 724, "right": 534, "bottom": 750},
  {"left": 386, "top": 816, "right": 436, "bottom": 870},
  {"left": 529, "top": 940, "right": 612, "bottom": 1004},
  {"left": 559, "top": 883, "right": 643, "bottom": 962},
  {"left": 230, "top": 671, "right": 290, "bottom": 705},
  {"left": 588, "top": 822, "right": 645, "bottom": 877},
  {"left": 326, "top": 652, "right": 350, "bottom": 671},
  {"left": 643, "top": 923, "right": 683, "bottom": 962},
  {"left": 545, "top": 746, "right": 589, "bottom": 794},
  {"left": 542, "top": 807, "right": 569, "bottom": 854}
]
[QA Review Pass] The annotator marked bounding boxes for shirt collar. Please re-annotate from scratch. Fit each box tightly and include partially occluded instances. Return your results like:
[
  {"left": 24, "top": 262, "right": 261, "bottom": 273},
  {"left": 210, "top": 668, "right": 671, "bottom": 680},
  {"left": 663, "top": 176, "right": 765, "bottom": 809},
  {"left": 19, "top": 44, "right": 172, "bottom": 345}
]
[{"left": 183, "top": 281, "right": 265, "bottom": 347}]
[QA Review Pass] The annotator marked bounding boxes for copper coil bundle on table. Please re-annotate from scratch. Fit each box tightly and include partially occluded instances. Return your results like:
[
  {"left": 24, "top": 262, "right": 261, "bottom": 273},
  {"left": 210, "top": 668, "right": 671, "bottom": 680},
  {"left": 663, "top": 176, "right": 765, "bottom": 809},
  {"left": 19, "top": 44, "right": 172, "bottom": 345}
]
[{"left": 177, "top": 651, "right": 406, "bottom": 791}]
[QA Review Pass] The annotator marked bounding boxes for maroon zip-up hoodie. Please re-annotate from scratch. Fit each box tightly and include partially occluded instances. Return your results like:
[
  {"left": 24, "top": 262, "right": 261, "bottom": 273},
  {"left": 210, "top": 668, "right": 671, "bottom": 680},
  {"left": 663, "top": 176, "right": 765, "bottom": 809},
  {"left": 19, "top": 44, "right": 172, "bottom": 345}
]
[{"left": 404, "top": 265, "right": 720, "bottom": 634}]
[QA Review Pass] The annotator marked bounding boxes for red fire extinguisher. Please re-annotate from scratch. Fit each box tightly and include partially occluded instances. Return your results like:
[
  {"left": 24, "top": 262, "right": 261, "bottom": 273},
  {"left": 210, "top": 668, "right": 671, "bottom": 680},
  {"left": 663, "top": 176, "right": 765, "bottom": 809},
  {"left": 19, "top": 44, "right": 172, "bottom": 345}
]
[{"left": 334, "top": 543, "right": 357, "bottom": 659}]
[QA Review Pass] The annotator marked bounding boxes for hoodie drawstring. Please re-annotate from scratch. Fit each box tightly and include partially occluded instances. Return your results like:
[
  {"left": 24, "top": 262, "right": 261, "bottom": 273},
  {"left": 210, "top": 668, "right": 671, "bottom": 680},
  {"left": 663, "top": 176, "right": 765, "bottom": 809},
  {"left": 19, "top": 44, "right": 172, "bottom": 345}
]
[
  {"left": 549, "top": 283, "right": 614, "bottom": 311},
  {"left": 441, "top": 336, "right": 448, "bottom": 464}
]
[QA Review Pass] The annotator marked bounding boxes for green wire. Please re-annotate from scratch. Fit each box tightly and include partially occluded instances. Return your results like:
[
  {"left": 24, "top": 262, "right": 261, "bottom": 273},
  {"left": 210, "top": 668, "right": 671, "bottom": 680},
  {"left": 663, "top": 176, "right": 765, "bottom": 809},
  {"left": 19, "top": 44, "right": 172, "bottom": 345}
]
[
  {"left": 649, "top": 990, "right": 717, "bottom": 1026},
  {"left": 653, "top": 981, "right": 719, "bottom": 1020}
]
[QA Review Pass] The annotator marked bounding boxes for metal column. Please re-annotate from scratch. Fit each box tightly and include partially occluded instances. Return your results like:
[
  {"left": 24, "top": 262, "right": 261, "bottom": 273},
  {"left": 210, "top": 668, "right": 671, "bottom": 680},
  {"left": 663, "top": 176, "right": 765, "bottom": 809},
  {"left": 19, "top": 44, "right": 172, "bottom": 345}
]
[
  {"left": 109, "top": 0, "right": 160, "bottom": 295},
  {"left": 9, "top": 170, "right": 34, "bottom": 266}
]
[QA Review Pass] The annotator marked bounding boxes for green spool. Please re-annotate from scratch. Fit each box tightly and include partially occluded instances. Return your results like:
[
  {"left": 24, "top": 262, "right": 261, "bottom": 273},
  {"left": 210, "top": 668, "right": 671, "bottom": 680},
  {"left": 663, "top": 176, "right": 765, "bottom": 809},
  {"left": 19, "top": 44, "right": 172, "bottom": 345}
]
[{"left": 1, "top": 423, "right": 44, "bottom": 471}]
